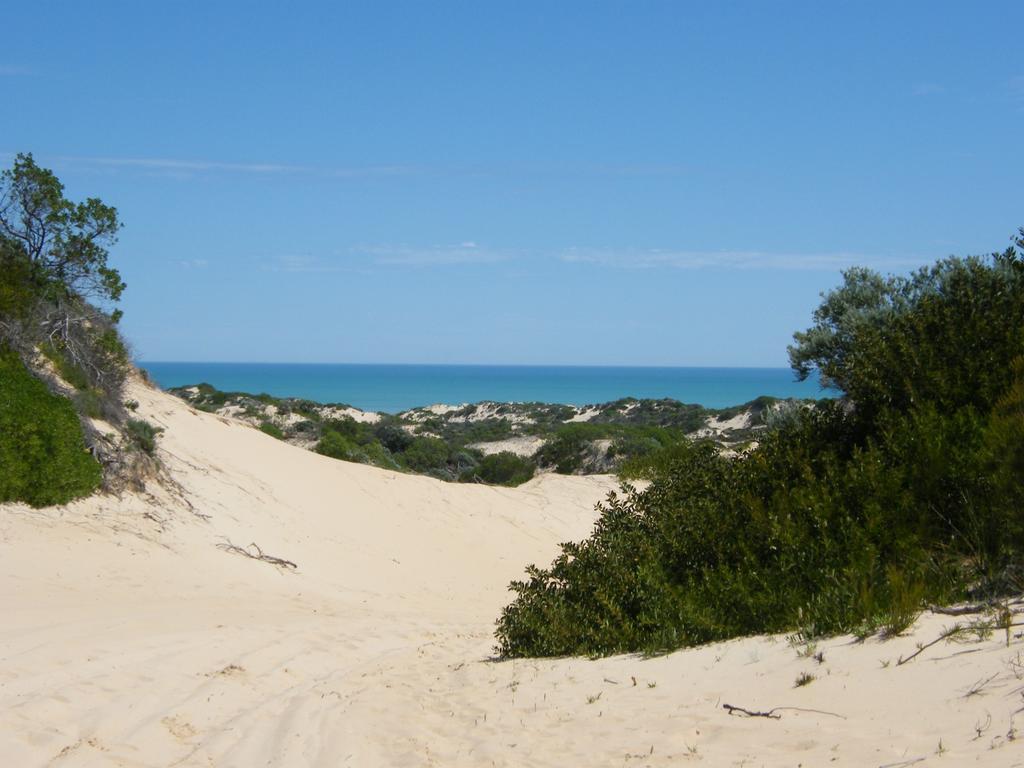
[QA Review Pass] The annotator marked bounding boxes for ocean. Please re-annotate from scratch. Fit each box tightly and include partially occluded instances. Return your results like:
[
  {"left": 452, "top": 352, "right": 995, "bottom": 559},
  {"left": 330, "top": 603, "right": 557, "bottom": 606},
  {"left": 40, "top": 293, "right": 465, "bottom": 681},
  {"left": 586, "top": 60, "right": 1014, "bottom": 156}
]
[{"left": 140, "top": 362, "right": 831, "bottom": 414}]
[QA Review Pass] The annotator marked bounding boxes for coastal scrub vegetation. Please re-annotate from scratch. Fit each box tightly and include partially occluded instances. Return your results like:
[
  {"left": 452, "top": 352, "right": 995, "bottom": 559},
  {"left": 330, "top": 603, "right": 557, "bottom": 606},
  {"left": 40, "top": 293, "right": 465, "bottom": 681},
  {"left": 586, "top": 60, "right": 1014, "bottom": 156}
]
[
  {"left": 0, "top": 347, "right": 103, "bottom": 505},
  {"left": 495, "top": 231, "right": 1024, "bottom": 657},
  {"left": 0, "top": 153, "right": 138, "bottom": 504},
  {"left": 170, "top": 383, "right": 786, "bottom": 486},
  {"left": 464, "top": 452, "right": 536, "bottom": 486}
]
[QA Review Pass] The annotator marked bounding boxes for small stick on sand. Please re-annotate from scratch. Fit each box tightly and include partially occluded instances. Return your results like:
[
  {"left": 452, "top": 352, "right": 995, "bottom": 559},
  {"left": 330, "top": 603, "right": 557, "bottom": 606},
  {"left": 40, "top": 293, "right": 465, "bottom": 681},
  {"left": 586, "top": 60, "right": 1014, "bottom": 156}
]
[
  {"left": 929, "top": 603, "right": 994, "bottom": 616},
  {"left": 878, "top": 758, "right": 926, "bottom": 768},
  {"left": 723, "top": 703, "right": 846, "bottom": 720},
  {"left": 217, "top": 540, "right": 297, "bottom": 570},
  {"left": 899, "top": 621, "right": 1024, "bottom": 666},
  {"left": 723, "top": 703, "right": 781, "bottom": 719},
  {"left": 897, "top": 624, "right": 963, "bottom": 666}
]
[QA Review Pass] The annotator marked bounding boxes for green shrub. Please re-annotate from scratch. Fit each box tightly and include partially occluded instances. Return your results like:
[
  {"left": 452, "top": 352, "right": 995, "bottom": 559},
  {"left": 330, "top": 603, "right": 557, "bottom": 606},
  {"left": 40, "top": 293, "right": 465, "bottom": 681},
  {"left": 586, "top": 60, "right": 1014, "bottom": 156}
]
[
  {"left": 259, "top": 421, "right": 285, "bottom": 439},
  {"left": 315, "top": 428, "right": 400, "bottom": 470},
  {"left": 0, "top": 240, "right": 38, "bottom": 321},
  {"left": 0, "top": 347, "right": 102, "bottom": 506},
  {"left": 496, "top": 240, "right": 1024, "bottom": 658},
  {"left": 125, "top": 418, "right": 163, "bottom": 455},
  {"left": 619, "top": 438, "right": 703, "bottom": 480},
  {"left": 534, "top": 423, "right": 603, "bottom": 473},
  {"left": 72, "top": 388, "right": 103, "bottom": 419},
  {"left": 466, "top": 452, "right": 535, "bottom": 486},
  {"left": 359, "top": 440, "right": 402, "bottom": 470},
  {"left": 315, "top": 429, "right": 359, "bottom": 461},
  {"left": 40, "top": 341, "right": 90, "bottom": 390},
  {"left": 536, "top": 423, "right": 682, "bottom": 475},
  {"left": 374, "top": 423, "right": 415, "bottom": 453},
  {"left": 401, "top": 436, "right": 451, "bottom": 474}
]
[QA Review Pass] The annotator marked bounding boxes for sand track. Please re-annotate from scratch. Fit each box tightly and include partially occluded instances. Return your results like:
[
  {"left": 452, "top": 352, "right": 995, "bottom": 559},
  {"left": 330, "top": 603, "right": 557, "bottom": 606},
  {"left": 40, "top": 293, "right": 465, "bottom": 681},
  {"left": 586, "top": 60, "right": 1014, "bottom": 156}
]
[{"left": 2, "top": 381, "right": 1023, "bottom": 766}]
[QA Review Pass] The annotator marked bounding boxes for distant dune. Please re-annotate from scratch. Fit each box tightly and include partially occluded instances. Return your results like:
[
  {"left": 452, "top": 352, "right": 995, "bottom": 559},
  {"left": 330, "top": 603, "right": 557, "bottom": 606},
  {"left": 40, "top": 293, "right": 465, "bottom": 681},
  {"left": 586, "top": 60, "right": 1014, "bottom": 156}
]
[{"left": 1, "top": 377, "right": 1019, "bottom": 766}]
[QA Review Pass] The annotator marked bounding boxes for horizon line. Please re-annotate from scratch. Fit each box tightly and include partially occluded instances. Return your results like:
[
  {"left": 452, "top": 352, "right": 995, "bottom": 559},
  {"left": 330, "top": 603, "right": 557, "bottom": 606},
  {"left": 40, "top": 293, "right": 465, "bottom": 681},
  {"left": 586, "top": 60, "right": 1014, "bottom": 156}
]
[{"left": 137, "top": 360, "right": 799, "bottom": 370}]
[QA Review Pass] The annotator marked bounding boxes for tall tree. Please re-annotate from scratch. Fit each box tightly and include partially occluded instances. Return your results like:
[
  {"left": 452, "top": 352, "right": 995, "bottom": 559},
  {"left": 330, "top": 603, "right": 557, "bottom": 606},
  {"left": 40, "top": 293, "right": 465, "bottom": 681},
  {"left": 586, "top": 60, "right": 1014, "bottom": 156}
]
[
  {"left": 0, "top": 154, "right": 128, "bottom": 390},
  {"left": 0, "top": 153, "right": 124, "bottom": 307}
]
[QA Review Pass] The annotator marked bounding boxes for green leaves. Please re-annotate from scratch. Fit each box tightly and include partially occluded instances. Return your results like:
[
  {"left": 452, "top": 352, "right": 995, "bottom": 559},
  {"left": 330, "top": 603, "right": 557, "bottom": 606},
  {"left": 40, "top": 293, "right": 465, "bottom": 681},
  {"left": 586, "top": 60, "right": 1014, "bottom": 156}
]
[
  {"left": 0, "top": 347, "right": 102, "bottom": 506},
  {"left": 789, "top": 249, "right": 1024, "bottom": 426},
  {"left": 496, "top": 231, "right": 1024, "bottom": 659},
  {"left": 0, "top": 153, "right": 124, "bottom": 305},
  {"left": 468, "top": 451, "right": 535, "bottom": 486}
]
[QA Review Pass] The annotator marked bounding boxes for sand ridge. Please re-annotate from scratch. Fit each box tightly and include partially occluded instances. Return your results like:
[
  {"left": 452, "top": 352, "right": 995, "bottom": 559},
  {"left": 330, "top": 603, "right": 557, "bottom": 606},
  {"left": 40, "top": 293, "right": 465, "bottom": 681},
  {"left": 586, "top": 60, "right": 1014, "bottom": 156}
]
[{"left": 2, "top": 380, "right": 1023, "bottom": 766}]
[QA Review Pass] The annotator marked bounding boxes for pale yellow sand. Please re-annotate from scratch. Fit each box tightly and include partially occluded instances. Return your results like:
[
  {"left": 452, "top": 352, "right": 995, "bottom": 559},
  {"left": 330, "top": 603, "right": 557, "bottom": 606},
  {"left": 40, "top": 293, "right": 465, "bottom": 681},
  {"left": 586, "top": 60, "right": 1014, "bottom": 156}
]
[{"left": 2, "top": 381, "right": 1022, "bottom": 767}]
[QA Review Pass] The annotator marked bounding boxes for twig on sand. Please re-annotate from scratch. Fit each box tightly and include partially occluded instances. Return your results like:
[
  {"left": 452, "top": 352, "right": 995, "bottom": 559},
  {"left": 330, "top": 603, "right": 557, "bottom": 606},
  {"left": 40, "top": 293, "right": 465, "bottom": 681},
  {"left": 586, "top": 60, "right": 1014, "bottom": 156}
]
[
  {"left": 723, "top": 703, "right": 781, "bottom": 719},
  {"left": 217, "top": 539, "right": 297, "bottom": 570},
  {"left": 897, "top": 624, "right": 963, "bottom": 666},
  {"left": 722, "top": 703, "right": 845, "bottom": 720},
  {"left": 878, "top": 758, "right": 926, "bottom": 768},
  {"left": 930, "top": 603, "right": 996, "bottom": 616},
  {"left": 962, "top": 672, "right": 1000, "bottom": 698},
  {"left": 899, "top": 621, "right": 1024, "bottom": 666},
  {"left": 929, "top": 597, "right": 1024, "bottom": 615}
]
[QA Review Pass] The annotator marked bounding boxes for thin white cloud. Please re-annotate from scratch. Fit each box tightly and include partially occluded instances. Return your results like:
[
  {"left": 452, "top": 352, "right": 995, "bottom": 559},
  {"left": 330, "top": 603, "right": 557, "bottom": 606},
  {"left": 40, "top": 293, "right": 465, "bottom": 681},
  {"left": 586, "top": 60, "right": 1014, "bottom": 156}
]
[
  {"left": 266, "top": 244, "right": 920, "bottom": 276},
  {"left": 1, "top": 153, "right": 699, "bottom": 181},
  {"left": 266, "top": 255, "right": 349, "bottom": 273},
  {"left": 43, "top": 153, "right": 417, "bottom": 178},
  {"left": 263, "top": 244, "right": 512, "bottom": 273},
  {"left": 362, "top": 243, "right": 512, "bottom": 266},
  {"left": 560, "top": 247, "right": 922, "bottom": 271}
]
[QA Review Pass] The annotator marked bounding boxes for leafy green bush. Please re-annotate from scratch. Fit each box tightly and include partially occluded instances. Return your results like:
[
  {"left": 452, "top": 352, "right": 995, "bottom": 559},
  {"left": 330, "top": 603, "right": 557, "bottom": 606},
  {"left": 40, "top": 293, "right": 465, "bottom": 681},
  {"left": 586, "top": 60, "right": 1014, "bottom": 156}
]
[
  {"left": 72, "top": 388, "right": 103, "bottom": 419},
  {"left": 0, "top": 239, "right": 38, "bottom": 320},
  {"left": 0, "top": 347, "right": 102, "bottom": 506},
  {"left": 374, "top": 423, "right": 414, "bottom": 453},
  {"left": 259, "top": 421, "right": 285, "bottom": 439},
  {"left": 465, "top": 451, "right": 535, "bottom": 486},
  {"left": 315, "top": 428, "right": 401, "bottom": 470},
  {"left": 40, "top": 341, "right": 90, "bottom": 390},
  {"left": 401, "top": 436, "right": 451, "bottom": 474},
  {"left": 535, "top": 422, "right": 682, "bottom": 475},
  {"left": 125, "top": 418, "right": 163, "bottom": 455},
  {"left": 315, "top": 429, "right": 360, "bottom": 461},
  {"left": 496, "top": 239, "right": 1024, "bottom": 658}
]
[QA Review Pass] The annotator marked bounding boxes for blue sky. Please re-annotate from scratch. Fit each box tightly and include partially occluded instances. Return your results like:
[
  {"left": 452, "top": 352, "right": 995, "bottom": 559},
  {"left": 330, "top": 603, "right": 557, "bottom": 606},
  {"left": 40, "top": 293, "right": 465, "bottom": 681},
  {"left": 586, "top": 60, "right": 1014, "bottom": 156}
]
[{"left": 2, "top": 1, "right": 1021, "bottom": 366}]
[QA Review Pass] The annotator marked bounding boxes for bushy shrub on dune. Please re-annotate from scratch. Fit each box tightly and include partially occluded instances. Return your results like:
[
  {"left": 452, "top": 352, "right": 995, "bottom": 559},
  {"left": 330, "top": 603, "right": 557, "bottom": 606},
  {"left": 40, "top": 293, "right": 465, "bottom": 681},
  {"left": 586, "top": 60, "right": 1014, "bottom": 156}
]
[
  {"left": 0, "top": 347, "right": 102, "bottom": 506},
  {"left": 259, "top": 421, "right": 285, "bottom": 440},
  {"left": 401, "top": 436, "right": 451, "bottom": 474},
  {"left": 496, "top": 233, "right": 1024, "bottom": 658},
  {"left": 0, "top": 153, "right": 135, "bottom": 497},
  {"left": 125, "top": 418, "right": 164, "bottom": 455},
  {"left": 463, "top": 451, "right": 535, "bottom": 487},
  {"left": 315, "top": 429, "right": 360, "bottom": 461}
]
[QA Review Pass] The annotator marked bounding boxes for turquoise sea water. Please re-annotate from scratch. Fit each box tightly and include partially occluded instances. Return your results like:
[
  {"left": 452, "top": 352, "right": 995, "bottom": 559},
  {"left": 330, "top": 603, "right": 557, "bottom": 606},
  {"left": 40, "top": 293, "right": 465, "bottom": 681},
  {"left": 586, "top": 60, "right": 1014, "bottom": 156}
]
[{"left": 140, "top": 362, "right": 831, "bottom": 414}]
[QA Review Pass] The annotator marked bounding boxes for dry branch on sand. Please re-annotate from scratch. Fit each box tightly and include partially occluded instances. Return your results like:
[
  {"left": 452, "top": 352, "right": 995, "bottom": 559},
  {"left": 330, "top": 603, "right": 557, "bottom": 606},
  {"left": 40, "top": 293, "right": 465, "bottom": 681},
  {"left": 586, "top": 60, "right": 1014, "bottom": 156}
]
[
  {"left": 722, "top": 703, "right": 845, "bottom": 720},
  {"left": 898, "top": 609, "right": 1024, "bottom": 666},
  {"left": 216, "top": 540, "right": 297, "bottom": 570}
]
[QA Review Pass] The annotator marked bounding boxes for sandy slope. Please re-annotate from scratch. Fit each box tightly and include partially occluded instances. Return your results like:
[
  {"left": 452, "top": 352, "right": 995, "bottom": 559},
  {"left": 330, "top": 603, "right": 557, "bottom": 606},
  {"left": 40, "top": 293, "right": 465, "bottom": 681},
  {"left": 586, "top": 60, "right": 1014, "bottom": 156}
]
[{"left": 2, "top": 382, "right": 1023, "bottom": 767}]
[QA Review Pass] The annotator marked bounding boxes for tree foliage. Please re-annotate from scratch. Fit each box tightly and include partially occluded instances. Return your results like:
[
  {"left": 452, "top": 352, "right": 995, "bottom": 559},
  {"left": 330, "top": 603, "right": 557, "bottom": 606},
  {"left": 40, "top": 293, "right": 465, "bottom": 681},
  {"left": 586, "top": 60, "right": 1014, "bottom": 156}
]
[
  {"left": 497, "top": 233, "right": 1024, "bottom": 657},
  {"left": 0, "top": 153, "right": 124, "bottom": 305},
  {"left": 0, "top": 347, "right": 103, "bottom": 506},
  {"left": 465, "top": 451, "right": 535, "bottom": 486},
  {"left": 789, "top": 229, "right": 1024, "bottom": 423},
  {"left": 0, "top": 153, "right": 132, "bottom": 505},
  {"left": 0, "top": 153, "right": 129, "bottom": 401}
]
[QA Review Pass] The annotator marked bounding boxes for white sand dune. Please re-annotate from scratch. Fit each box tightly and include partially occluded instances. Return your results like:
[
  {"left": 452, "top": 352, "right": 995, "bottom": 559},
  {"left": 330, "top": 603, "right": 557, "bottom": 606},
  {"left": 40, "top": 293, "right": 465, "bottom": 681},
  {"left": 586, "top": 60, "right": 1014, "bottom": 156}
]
[
  {"left": 2, "top": 381, "right": 1023, "bottom": 766},
  {"left": 468, "top": 435, "right": 546, "bottom": 457}
]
